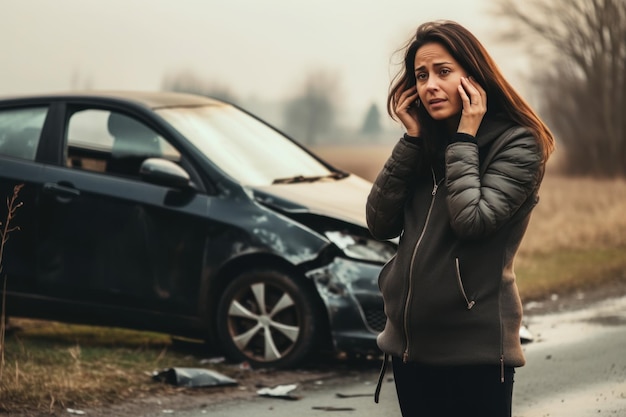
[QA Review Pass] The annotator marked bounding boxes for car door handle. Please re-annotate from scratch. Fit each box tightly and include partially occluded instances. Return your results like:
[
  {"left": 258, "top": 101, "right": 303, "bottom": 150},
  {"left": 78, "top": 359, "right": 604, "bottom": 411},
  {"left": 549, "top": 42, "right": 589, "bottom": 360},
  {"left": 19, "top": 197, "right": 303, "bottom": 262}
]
[{"left": 43, "top": 182, "right": 81, "bottom": 199}]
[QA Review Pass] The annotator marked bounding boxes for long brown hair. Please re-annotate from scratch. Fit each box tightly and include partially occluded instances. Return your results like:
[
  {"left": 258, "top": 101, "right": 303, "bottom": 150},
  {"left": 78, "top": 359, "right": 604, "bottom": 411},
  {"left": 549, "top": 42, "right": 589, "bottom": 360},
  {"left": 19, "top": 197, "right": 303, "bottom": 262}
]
[{"left": 388, "top": 20, "right": 555, "bottom": 160}]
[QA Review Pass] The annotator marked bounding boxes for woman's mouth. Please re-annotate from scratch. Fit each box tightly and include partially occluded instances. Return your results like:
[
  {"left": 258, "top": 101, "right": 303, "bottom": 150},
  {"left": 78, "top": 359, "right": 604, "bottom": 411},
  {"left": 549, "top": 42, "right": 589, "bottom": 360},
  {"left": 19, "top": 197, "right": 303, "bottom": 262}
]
[{"left": 429, "top": 98, "right": 445, "bottom": 105}]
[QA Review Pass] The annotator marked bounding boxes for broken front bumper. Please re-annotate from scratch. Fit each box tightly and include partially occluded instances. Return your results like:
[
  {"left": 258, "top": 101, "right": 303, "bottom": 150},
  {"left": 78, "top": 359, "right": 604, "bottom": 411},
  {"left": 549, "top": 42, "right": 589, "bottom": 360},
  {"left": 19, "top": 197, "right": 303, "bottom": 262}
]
[{"left": 307, "top": 257, "right": 385, "bottom": 354}]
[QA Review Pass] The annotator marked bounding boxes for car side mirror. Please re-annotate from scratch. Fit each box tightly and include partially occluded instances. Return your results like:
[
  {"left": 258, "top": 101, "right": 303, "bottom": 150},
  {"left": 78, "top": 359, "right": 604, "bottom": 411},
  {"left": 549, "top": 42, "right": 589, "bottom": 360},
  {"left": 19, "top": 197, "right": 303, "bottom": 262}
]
[{"left": 140, "top": 158, "right": 194, "bottom": 189}]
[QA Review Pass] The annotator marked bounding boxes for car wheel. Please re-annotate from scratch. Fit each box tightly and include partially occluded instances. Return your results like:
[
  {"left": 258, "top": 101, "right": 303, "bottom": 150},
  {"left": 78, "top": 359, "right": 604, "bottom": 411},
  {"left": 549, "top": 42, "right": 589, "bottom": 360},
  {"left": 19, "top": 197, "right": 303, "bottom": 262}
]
[{"left": 216, "top": 268, "right": 320, "bottom": 368}]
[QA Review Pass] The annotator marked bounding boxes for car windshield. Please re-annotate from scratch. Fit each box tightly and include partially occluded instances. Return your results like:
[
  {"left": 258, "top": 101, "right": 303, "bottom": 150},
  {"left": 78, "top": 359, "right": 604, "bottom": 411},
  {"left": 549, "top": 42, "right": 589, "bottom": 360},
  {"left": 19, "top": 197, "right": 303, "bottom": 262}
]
[{"left": 157, "top": 104, "right": 335, "bottom": 186}]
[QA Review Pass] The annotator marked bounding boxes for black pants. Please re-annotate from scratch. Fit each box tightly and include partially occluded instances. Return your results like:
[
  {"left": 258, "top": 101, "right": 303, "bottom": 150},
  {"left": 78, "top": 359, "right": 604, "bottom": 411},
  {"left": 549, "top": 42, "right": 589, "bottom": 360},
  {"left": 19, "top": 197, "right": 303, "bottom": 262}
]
[{"left": 391, "top": 356, "right": 515, "bottom": 417}]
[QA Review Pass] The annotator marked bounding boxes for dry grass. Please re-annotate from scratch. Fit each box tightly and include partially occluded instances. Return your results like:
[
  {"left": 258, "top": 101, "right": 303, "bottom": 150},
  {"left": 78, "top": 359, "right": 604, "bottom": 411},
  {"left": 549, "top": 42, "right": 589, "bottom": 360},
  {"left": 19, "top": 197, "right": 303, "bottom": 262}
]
[
  {"left": 520, "top": 176, "right": 626, "bottom": 255},
  {"left": 514, "top": 176, "right": 626, "bottom": 299},
  {"left": 0, "top": 320, "right": 331, "bottom": 416},
  {"left": 0, "top": 320, "right": 220, "bottom": 415}
]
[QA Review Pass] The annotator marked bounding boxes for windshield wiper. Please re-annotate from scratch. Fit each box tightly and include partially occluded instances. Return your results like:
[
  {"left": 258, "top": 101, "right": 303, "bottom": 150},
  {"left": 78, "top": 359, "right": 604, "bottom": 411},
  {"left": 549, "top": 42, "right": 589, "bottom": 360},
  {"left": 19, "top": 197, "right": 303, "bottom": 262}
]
[{"left": 272, "top": 171, "right": 348, "bottom": 184}]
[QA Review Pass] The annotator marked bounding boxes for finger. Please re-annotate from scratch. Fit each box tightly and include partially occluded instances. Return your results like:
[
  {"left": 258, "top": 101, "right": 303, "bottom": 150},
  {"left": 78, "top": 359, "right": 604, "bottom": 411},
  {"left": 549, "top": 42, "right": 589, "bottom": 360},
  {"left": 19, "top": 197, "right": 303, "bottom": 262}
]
[
  {"left": 397, "top": 90, "right": 418, "bottom": 111},
  {"left": 468, "top": 76, "right": 484, "bottom": 92},
  {"left": 458, "top": 80, "right": 471, "bottom": 106},
  {"left": 396, "top": 87, "right": 417, "bottom": 104},
  {"left": 461, "top": 77, "right": 480, "bottom": 105},
  {"left": 402, "top": 92, "right": 419, "bottom": 108},
  {"left": 466, "top": 77, "right": 486, "bottom": 105},
  {"left": 469, "top": 77, "right": 487, "bottom": 104}
]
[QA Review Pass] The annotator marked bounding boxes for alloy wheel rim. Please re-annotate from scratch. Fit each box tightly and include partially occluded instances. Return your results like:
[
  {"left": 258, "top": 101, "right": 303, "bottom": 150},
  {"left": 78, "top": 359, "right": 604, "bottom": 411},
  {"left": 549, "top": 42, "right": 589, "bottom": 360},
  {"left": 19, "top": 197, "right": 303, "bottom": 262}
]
[{"left": 226, "top": 282, "right": 301, "bottom": 362}]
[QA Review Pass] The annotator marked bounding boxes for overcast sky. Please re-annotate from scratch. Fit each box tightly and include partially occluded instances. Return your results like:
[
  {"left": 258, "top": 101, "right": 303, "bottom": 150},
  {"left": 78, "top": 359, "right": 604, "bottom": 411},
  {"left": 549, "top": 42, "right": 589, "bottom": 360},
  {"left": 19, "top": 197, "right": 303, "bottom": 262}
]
[{"left": 1, "top": 0, "right": 533, "bottom": 127}]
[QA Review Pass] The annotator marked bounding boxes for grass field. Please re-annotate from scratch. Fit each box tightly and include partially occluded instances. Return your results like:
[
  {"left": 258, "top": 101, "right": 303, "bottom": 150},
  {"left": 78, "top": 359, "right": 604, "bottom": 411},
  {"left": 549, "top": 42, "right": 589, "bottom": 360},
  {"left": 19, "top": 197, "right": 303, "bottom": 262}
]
[{"left": 1, "top": 144, "right": 625, "bottom": 415}]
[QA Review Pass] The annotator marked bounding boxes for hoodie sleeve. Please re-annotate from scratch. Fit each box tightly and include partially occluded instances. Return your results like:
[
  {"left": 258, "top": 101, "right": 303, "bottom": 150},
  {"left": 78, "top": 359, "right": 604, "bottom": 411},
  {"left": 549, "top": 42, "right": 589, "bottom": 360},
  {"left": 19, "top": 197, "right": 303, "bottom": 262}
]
[
  {"left": 445, "top": 126, "right": 543, "bottom": 239},
  {"left": 366, "top": 135, "right": 424, "bottom": 240}
]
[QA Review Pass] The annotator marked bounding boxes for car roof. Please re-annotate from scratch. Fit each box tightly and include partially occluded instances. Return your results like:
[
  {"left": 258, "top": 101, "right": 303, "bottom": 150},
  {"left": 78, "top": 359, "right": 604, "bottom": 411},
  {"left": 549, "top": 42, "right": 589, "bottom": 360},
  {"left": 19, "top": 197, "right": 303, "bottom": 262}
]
[{"left": 0, "top": 90, "right": 226, "bottom": 110}]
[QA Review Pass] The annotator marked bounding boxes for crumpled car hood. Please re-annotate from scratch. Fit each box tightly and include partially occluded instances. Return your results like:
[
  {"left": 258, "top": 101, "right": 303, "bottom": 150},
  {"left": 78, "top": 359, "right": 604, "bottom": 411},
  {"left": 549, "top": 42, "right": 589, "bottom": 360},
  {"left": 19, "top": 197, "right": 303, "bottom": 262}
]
[{"left": 250, "top": 175, "right": 372, "bottom": 228}]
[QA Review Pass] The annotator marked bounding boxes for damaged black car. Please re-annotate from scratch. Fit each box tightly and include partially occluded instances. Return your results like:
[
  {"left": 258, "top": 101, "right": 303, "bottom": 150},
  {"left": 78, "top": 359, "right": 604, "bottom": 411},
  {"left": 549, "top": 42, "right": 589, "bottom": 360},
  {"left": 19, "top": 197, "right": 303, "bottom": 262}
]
[{"left": 0, "top": 91, "right": 394, "bottom": 368}]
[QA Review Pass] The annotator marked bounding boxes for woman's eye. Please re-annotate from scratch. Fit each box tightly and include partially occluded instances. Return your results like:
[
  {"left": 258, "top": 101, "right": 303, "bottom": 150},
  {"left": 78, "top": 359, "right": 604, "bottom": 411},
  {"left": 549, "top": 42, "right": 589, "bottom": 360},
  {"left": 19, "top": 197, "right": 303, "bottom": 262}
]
[
  {"left": 440, "top": 68, "right": 451, "bottom": 75},
  {"left": 416, "top": 73, "right": 427, "bottom": 81}
]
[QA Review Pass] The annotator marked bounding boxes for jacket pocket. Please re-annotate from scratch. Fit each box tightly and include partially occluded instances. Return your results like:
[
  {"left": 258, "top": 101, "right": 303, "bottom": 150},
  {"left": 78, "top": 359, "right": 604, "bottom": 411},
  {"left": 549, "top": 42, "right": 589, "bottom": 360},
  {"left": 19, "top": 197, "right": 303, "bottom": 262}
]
[{"left": 454, "top": 257, "right": 476, "bottom": 310}]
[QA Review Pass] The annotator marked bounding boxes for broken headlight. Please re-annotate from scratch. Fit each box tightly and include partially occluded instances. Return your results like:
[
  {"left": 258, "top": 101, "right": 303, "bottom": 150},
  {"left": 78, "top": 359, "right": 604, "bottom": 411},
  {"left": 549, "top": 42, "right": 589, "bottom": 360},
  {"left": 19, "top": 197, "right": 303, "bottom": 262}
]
[{"left": 324, "top": 231, "right": 396, "bottom": 263}]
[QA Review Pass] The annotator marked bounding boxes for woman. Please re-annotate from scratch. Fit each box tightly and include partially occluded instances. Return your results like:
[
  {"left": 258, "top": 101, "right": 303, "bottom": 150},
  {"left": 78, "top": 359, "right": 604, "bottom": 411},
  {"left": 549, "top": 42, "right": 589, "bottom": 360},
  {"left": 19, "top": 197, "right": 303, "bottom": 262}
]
[{"left": 367, "top": 20, "right": 555, "bottom": 417}]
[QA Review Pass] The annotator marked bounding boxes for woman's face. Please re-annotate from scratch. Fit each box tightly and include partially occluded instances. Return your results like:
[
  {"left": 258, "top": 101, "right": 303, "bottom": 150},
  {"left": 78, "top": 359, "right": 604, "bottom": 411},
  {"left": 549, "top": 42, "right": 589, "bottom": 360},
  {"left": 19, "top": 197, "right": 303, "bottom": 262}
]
[{"left": 413, "top": 42, "right": 469, "bottom": 122}]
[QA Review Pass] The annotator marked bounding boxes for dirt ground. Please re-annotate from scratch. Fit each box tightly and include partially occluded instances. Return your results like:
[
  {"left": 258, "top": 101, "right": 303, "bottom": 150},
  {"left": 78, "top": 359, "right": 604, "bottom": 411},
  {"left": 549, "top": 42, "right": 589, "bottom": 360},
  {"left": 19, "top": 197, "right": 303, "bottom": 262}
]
[
  {"left": 76, "top": 356, "right": 379, "bottom": 417},
  {"left": 67, "top": 278, "right": 626, "bottom": 417},
  {"left": 5, "top": 279, "right": 624, "bottom": 417}
]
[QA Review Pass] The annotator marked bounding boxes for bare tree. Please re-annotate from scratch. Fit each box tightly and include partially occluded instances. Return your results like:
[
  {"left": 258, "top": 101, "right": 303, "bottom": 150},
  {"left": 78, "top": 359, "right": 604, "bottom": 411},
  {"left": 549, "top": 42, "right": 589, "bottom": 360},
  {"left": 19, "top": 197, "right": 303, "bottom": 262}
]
[
  {"left": 0, "top": 184, "right": 23, "bottom": 381},
  {"left": 494, "top": 0, "right": 626, "bottom": 177},
  {"left": 360, "top": 102, "right": 382, "bottom": 138},
  {"left": 282, "top": 70, "right": 340, "bottom": 145}
]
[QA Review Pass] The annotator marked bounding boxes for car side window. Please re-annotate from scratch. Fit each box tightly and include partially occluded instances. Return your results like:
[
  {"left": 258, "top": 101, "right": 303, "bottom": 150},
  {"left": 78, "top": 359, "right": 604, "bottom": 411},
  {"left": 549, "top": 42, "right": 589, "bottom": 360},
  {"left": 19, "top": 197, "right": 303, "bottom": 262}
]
[
  {"left": 67, "top": 109, "right": 181, "bottom": 178},
  {"left": 0, "top": 106, "right": 47, "bottom": 161}
]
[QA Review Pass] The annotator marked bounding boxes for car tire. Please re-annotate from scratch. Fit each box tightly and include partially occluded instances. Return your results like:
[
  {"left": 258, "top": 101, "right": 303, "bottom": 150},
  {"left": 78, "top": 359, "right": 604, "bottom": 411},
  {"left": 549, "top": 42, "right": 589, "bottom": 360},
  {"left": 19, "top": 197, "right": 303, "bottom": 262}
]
[{"left": 216, "top": 268, "right": 321, "bottom": 369}]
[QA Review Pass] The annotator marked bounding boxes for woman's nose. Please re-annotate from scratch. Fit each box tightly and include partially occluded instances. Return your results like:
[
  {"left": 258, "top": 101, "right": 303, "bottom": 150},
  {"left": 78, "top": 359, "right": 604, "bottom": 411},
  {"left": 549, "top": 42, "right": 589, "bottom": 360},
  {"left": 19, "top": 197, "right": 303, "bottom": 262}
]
[{"left": 425, "top": 77, "right": 439, "bottom": 91}]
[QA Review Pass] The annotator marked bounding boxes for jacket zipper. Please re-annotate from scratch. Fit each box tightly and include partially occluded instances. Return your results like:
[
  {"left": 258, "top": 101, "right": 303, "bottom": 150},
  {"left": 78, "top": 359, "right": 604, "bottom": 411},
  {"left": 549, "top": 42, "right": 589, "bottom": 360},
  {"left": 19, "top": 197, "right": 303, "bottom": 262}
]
[
  {"left": 454, "top": 258, "right": 475, "bottom": 310},
  {"left": 403, "top": 167, "right": 443, "bottom": 363}
]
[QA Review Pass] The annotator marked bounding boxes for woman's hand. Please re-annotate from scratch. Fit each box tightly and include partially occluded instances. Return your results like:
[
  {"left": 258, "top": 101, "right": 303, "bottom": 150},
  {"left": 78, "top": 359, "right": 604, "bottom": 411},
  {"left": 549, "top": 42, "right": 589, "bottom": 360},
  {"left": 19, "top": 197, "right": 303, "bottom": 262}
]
[
  {"left": 395, "top": 86, "right": 421, "bottom": 137},
  {"left": 456, "top": 77, "right": 486, "bottom": 137}
]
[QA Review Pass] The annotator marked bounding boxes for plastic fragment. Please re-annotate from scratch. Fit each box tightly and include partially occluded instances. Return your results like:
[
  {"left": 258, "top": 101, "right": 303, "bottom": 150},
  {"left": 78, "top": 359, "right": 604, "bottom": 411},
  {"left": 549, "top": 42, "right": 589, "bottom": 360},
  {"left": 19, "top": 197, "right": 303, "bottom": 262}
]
[
  {"left": 257, "top": 383, "right": 300, "bottom": 400},
  {"left": 152, "top": 367, "right": 237, "bottom": 388}
]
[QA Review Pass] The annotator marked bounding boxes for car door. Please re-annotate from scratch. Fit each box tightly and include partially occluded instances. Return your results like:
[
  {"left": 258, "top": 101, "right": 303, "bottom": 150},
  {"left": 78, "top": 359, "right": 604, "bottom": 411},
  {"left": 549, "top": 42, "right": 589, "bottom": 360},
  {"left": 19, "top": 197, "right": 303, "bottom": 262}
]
[
  {"left": 0, "top": 105, "right": 48, "bottom": 294},
  {"left": 36, "top": 104, "right": 210, "bottom": 320}
]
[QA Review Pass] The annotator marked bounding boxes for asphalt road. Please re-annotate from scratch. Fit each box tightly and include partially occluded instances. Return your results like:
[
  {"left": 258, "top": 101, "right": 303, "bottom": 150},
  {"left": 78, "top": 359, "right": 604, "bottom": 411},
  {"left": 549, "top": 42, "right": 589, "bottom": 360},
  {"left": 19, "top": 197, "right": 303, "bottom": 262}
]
[{"left": 142, "top": 295, "right": 626, "bottom": 417}]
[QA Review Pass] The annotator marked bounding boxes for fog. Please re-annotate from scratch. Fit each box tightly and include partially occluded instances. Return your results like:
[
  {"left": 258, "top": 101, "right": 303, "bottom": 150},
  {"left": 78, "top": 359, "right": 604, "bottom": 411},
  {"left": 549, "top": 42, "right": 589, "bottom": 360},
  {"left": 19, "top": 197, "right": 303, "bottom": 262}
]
[{"left": 1, "top": 0, "right": 532, "bottom": 127}]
